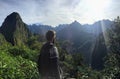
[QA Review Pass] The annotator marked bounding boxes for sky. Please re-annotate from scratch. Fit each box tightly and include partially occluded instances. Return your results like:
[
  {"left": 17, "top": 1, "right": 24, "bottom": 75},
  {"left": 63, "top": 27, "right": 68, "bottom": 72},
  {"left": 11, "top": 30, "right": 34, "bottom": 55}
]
[{"left": 0, "top": 0, "right": 120, "bottom": 26}]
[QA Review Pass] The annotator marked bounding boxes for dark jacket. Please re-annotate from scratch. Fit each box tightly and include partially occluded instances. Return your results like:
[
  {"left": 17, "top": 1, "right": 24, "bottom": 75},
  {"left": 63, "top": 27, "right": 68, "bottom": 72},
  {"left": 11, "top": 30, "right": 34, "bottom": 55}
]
[{"left": 38, "top": 42, "right": 61, "bottom": 78}]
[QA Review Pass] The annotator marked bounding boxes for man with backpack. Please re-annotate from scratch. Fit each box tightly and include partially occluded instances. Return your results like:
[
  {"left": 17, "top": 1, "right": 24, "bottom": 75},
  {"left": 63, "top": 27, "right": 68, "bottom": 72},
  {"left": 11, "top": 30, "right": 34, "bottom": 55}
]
[{"left": 37, "top": 30, "right": 62, "bottom": 79}]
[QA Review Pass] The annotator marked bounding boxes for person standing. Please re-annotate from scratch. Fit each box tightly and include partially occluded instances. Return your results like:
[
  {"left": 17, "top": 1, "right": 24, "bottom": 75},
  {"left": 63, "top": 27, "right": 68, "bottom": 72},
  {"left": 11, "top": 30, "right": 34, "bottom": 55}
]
[{"left": 37, "top": 30, "right": 62, "bottom": 79}]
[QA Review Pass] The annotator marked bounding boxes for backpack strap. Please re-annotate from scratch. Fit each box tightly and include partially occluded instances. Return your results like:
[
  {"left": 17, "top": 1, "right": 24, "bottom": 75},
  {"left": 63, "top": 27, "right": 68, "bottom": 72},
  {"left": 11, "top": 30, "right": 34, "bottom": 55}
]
[{"left": 49, "top": 46, "right": 59, "bottom": 59}]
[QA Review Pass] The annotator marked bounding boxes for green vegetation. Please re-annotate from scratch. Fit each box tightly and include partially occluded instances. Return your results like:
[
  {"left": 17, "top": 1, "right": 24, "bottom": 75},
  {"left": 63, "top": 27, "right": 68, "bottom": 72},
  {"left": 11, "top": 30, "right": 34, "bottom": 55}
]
[
  {"left": 0, "top": 35, "right": 119, "bottom": 79},
  {"left": 0, "top": 44, "right": 40, "bottom": 79},
  {"left": 101, "top": 16, "right": 120, "bottom": 79}
]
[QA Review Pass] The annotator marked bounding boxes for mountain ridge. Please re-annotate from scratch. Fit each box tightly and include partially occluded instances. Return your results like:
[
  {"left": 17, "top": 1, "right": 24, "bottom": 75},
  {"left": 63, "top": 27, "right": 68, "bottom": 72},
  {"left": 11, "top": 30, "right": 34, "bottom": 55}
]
[
  {"left": 0, "top": 12, "right": 31, "bottom": 46},
  {"left": 28, "top": 19, "right": 113, "bottom": 35}
]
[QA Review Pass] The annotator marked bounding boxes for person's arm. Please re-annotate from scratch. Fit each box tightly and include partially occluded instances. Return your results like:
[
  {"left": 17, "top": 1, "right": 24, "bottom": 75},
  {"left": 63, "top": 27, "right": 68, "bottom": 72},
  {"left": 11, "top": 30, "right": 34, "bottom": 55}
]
[
  {"left": 50, "top": 46, "right": 59, "bottom": 60},
  {"left": 50, "top": 46, "right": 62, "bottom": 79}
]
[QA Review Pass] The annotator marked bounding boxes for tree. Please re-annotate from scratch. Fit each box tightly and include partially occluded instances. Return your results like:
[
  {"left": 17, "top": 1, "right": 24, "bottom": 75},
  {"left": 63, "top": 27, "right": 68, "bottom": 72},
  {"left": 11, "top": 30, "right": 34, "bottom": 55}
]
[{"left": 103, "top": 16, "right": 120, "bottom": 79}]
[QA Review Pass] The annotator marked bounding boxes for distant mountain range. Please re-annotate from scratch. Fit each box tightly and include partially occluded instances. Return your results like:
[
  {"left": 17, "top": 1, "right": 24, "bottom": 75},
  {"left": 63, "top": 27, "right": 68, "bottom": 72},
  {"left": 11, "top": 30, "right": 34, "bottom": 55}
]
[
  {"left": 28, "top": 20, "right": 113, "bottom": 69},
  {"left": 28, "top": 19, "right": 113, "bottom": 70},
  {"left": 0, "top": 12, "right": 114, "bottom": 70},
  {"left": 28, "top": 19, "right": 113, "bottom": 35}
]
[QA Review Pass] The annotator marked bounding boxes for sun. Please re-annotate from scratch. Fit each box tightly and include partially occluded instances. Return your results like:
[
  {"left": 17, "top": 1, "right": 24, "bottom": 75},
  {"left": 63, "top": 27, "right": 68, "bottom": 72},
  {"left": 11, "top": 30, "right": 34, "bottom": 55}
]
[
  {"left": 73, "top": 0, "right": 112, "bottom": 24},
  {"left": 86, "top": 0, "right": 111, "bottom": 18}
]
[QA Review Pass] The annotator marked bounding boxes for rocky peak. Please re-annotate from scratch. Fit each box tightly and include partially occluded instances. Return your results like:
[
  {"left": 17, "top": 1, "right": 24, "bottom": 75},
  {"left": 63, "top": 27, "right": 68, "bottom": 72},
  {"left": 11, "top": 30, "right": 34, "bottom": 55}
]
[{"left": 0, "top": 12, "right": 30, "bottom": 45}]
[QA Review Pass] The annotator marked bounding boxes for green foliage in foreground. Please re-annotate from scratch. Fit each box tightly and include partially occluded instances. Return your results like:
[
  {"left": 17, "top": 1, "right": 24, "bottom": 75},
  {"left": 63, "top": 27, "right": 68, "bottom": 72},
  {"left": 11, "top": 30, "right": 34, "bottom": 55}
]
[
  {"left": 102, "top": 53, "right": 120, "bottom": 79},
  {"left": 0, "top": 46, "right": 40, "bottom": 79},
  {"left": 7, "top": 46, "right": 39, "bottom": 62},
  {"left": 0, "top": 41, "right": 119, "bottom": 79}
]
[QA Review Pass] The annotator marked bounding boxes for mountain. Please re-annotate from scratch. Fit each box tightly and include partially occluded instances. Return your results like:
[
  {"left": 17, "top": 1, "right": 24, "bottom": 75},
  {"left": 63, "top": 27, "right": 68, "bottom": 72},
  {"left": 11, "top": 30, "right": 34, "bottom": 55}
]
[
  {"left": 29, "top": 20, "right": 113, "bottom": 36},
  {"left": 28, "top": 20, "right": 113, "bottom": 69},
  {"left": 28, "top": 24, "right": 54, "bottom": 35},
  {"left": 0, "top": 12, "right": 31, "bottom": 46},
  {"left": 83, "top": 20, "right": 113, "bottom": 35},
  {"left": 55, "top": 24, "right": 69, "bottom": 32},
  {"left": 56, "top": 21, "right": 95, "bottom": 65},
  {"left": 91, "top": 33, "right": 107, "bottom": 70}
]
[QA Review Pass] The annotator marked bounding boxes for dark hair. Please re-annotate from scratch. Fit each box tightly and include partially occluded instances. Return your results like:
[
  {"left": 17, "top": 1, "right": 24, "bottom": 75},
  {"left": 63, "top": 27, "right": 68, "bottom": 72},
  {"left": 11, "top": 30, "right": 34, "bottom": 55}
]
[{"left": 46, "top": 30, "right": 56, "bottom": 41}]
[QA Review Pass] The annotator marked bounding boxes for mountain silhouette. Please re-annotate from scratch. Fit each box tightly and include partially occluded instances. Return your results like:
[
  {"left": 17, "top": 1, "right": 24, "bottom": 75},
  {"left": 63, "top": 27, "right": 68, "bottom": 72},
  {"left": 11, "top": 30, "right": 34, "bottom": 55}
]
[
  {"left": 0, "top": 12, "right": 31, "bottom": 46},
  {"left": 28, "top": 24, "right": 54, "bottom": 35}
]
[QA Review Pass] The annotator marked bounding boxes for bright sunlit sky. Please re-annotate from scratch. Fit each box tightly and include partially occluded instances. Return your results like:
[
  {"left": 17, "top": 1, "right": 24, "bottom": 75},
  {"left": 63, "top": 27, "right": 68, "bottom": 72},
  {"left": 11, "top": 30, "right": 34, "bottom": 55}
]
[{"left": 0, "top": 0, "right": 120, "bottom": 26}]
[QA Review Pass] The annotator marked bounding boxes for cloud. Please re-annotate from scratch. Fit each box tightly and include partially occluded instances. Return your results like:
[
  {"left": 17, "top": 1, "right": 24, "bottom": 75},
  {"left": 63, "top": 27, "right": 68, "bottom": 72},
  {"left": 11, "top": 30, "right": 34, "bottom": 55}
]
[
  {"left": 0, "top": 0, "right": 120, "bottom": 26},
  {"left": 0, "top": 0, "right": 81, "bottom": 26},
  {"left": 105, "top": 0, "right": 120, "bottom": 18}
]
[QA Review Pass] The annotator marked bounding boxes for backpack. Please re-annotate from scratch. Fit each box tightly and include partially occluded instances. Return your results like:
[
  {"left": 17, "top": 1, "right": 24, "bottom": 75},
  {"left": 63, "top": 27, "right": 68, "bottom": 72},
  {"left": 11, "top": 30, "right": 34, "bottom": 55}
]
[
  {"left": 37, "top": 42, "right": 54, "bottom": 75},
  {"left": 37, "top": 42, "right": 63, "bottom": 79}
]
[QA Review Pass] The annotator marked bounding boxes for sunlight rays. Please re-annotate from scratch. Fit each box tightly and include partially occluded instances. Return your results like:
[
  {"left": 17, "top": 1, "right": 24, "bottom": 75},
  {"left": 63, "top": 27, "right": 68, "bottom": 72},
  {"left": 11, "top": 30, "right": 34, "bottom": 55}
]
[
  {"left": 85, "top": 0, "right": 111, "bottom": 18},
  {"left": 100, "top": 21, "right": 110, "bottom": 51},
  {"left": 75, "top": 0, "right": 112, "bottom": 24}
]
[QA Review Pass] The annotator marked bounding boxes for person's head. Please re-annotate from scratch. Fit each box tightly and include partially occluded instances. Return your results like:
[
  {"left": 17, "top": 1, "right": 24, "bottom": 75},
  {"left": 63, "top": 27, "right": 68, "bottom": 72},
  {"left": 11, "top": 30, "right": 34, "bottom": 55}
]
[{"left": 46, "top": 30, "right": 56, "bottom": 43}]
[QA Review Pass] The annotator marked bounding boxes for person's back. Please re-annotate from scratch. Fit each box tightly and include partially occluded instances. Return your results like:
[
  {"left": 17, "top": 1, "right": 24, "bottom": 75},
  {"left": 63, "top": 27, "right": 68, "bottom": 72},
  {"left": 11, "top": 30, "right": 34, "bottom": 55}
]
[{"left": 37, "top": 30, "right": 62, "bottom": 79}]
